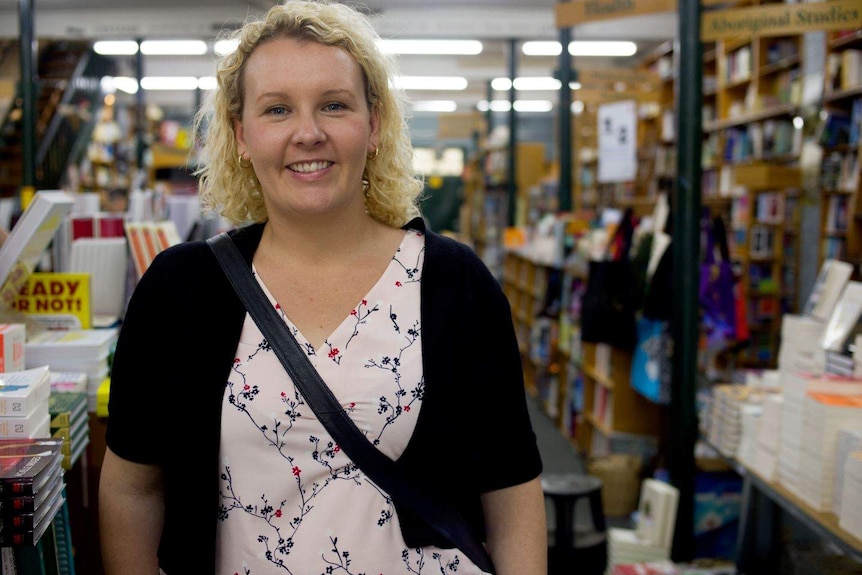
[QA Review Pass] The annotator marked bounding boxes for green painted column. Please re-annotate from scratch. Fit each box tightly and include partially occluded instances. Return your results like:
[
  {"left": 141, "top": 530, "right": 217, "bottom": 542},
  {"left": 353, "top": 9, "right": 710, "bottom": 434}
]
[
  {"left": 18, "top": 0, "right": 36, "bottom": 203},
  {"left": 671, "top": 0, "right": 703, "bottom": 561}
]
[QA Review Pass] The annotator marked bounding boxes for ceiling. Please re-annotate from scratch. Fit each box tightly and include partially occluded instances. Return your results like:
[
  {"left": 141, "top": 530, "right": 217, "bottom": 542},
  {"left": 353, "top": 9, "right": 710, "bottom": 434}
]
[{"left": 0, "top": 1, "right": 678, "bottom": 113}]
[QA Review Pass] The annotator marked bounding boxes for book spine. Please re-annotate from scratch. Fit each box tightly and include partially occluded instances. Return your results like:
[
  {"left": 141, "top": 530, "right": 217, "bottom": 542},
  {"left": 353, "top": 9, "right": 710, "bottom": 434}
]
[
  {"left": 0, "top": 512, "right": 35, "bottom": 531},
  {"left": 0, "top": 495, "right": 35, "bottom": 514},
  {"left": 0, "top": 479, "right": 35, "bottom": 498}
]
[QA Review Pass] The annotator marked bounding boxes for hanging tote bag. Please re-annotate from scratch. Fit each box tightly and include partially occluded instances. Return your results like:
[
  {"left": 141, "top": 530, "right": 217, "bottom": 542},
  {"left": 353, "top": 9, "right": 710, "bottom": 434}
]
[
  {"left": 698, "top": 215, "right": 737, "bottom": 349},
  {"left": 580, "top": 208, "right": 638, "bottom": 350}
]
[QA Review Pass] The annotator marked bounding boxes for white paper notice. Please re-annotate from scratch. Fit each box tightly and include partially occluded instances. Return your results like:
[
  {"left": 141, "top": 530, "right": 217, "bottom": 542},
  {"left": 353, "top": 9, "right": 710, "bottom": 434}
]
[{"left": 598, "top": 99, "right": 637, "bottom": 183}]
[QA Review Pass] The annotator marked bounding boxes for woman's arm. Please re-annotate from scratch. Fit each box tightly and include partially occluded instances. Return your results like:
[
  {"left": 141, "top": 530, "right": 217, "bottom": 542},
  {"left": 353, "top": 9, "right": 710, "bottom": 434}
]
[
  {"left": 480, "top": 476, "right": 547, "bottom": 575},
  {"left": 99, "top": 447, "right": 165, "bottom": 575}
]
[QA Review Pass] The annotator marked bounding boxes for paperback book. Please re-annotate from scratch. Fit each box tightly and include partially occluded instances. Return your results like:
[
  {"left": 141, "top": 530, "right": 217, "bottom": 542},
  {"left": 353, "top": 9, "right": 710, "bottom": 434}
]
[
  {"left": 0, "top": 366, "right": 50, "bottom": 417},
  {"left": 0, "top": 191, "right": 76, "bottom": 311},
  {"left": 0, "top": 439, "right": 63, "bottom": 498}
]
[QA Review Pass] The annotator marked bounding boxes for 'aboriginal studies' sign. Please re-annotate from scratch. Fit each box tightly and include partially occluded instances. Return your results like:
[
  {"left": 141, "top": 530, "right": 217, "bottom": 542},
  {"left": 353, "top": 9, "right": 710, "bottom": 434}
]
[{"left": 702, "top": 0, "right": 862, "bottom": 41}]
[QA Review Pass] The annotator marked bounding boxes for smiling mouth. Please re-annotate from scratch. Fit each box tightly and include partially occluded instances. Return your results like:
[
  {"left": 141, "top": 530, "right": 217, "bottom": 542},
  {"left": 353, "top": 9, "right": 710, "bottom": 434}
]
[{"left": 288, "top": 161, "right": 333, "bottom": 173}]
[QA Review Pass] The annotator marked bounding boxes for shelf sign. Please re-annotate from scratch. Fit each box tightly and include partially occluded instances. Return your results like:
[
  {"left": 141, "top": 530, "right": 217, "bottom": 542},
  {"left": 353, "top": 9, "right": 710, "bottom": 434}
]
[
  {"left": 702, "top": 0, "right": 862, "bottom": 41},
  {"left": 598, "top": 100, "right": 638, "bottom": 183},
  {"left": 556, "top": 0, "right": 676, "bottom": 27}
]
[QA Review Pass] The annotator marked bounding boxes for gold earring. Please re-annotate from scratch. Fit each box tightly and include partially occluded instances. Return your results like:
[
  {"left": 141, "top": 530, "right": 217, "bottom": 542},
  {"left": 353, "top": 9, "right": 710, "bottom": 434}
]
[
  {"left": 238, "top": 154, "right": 252, "bottom": 169},
  {"left": 368, "top": 146, "right": 379, "bottom": 160}
]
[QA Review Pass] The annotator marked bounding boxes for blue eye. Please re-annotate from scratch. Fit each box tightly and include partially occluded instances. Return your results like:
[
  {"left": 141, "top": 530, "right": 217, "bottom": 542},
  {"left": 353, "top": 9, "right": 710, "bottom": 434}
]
[
  {"left": 324, "top": 102, "right": 345, "bottom": 112},
  {"left": 268, "top": 106, "right": 287, "bottom": 115}
]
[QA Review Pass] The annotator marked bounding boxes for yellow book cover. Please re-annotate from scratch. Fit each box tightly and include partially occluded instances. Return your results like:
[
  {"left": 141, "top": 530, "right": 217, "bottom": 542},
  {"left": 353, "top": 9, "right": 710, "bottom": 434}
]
[{"left": 11, "top": 272, "right": 92, "bottom": 330}]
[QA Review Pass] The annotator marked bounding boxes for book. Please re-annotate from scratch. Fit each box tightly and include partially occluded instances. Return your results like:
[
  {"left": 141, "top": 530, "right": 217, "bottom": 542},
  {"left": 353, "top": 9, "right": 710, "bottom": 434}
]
[
  {"left": 0, "top": 439, "right": 62, "bottom": 497},
  {"left": 821, "top": 281, "right": 862, "bottom": 352},
  {"left": 48, "top": 371, "right": 88, "bottom": 394},
  {"left": 0, "top": 480, "right": 64, "bottom": 546},
  {"left": 48, "top": 391, "right": 87, "bottom": 430},
  {"left": 0, "top": 366, "right": 50, "bottom": 417},
  {"left": 68, "top": 237, "right": 128, "bottom": 326},
  {"left": 0, "top": 324, "right": 25, "bottom": 374},
  {"left": 11, "top": 272, "right": 92, "bottom": 330},
  {"left": 0, "top": 191, "right": 75, "bottom": 312},
  {"left": 0, "top": 476, "right": 63, "bottom": 531},
  {"left": 804, "top": 259, "right": 853, "bottom": 322},
  {"left": 0, "top": 410, "right": 49, "bottom": 440},
  {"left": 635, "top": 479, "right": 679, "bottom": 549}
]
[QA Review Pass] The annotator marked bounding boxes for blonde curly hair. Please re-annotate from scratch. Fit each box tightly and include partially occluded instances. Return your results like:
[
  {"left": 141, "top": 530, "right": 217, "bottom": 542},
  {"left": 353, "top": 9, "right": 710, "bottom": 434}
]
[{"left": 194, "top": 0, "right": 423, "bottom": 227}]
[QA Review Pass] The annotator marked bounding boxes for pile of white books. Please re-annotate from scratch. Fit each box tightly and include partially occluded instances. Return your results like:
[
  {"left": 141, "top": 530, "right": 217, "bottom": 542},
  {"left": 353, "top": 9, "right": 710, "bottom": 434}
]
[
  {"left": 839, "top": 452, "right": 862, "bottom": 540},
  {"left": 704, "top": 384, "right": 767, "bottom": 459},
  {"left": 608, "top": 479, "right": 679, "bottom": 568},
  {"left": 24, "top": 328, "right": 117, "bottom": 411},
  {"left": 777, "top": 371, "right": 862, "bottom": 496},
  {"left": 797, "top": 392, "right": 862, "bottom": 512},
  {"left": 751, "top": 394, "right": 783, "bottom": 482},
  {"left": 0, "top": 366, "right": 51, "bottom": 439},
  {"left": 834, "top": 428, "right": 862, "bottom": 516}
]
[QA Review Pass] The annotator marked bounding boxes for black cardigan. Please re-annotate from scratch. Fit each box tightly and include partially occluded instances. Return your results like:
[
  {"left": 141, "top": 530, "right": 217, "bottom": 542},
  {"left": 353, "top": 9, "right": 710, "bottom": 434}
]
[{"left": 106, "top": 219, "right": 542, "bottom": 573}]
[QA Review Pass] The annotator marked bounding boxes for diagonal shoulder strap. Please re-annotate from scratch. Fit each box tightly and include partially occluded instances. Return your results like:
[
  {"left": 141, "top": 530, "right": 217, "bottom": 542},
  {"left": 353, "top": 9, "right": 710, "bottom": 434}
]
[{"left": 207, "top": 232, "right": 495, "bottom": 574}]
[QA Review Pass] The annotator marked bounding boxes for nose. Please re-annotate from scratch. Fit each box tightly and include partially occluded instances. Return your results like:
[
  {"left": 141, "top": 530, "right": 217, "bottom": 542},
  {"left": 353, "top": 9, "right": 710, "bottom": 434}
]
[{"left": 291, "top": 111, "right": 326, "bottom": 146}]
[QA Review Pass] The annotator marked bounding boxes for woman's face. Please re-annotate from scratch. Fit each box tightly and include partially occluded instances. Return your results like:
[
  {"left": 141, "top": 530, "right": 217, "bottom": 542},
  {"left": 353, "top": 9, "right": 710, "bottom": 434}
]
[{"left": 234, "top": 37, "right": 379, "bottom": 221}]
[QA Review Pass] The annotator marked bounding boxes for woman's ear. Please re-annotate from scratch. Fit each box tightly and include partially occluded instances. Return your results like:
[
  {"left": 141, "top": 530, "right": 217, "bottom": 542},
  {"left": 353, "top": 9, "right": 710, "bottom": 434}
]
[
  {"left": 368, "top": 105, "right": 380, "bottom": 154},
  {"left": 233, "top": 116, "right": 246, "bottom": 156}
]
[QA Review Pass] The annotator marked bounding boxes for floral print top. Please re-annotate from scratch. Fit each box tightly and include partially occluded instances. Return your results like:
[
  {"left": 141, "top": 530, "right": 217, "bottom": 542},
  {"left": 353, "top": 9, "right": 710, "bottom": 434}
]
[{"left": 215, "top": 230, "right": 485, "bottom": 575}]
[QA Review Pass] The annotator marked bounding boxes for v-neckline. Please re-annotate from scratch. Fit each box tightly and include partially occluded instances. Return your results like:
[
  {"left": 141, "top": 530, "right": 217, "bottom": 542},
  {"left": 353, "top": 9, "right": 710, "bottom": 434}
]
[{"left": 252, "top": 231, "right": 411, "bottom": 355}]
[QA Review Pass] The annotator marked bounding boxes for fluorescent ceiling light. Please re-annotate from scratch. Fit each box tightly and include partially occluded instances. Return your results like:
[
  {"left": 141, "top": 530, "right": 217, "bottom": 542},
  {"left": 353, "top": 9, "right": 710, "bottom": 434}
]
[
  {"left": 141, "top": 40, "right": 208, "bottom": 56},
  {"left": 140, "top": 76, "right": 200, "bottom": 90},
  {"left": 198, "top": 76, "right": 217, "bottom": 90},
  {"left": 522, "top": 41, "right": 638, "bottom": 57},
  {"left": 214, "top": 39, "right": 239, "bottom": 56},
  {"left": 493, "top": 77, "right": 582, "bottom": 91},
  {"left": 94, "top": 41, "right": 139, "bottom": 55},
  {"left": 514, "top": 100, "right": 553, "bottom": 113},
  {"left": 395, "top": 76, "right": 468, "bottom": 91},
  {"left": 570, "top": 41, "right": 637, "bottom": 57},
  {"left": 378, "top": 39, "right": 482, "bottom": 55},
  {"left": 413, "top": 100, "right": 458, "bottom": 113},
  {"left": 522, "top": 42, "right": 561, "bottom": 56},
  {"left": 102, "top": 76, "right": 139, "bottom": 94},
  {"left": 477, "top": 100, "right": 553, "bottom": 113}
]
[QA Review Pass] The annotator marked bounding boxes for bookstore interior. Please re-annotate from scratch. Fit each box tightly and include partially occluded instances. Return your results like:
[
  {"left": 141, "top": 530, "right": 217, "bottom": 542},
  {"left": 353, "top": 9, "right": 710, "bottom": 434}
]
[{"left": 0, "top": 0, "right": 862, "bottom": 573}]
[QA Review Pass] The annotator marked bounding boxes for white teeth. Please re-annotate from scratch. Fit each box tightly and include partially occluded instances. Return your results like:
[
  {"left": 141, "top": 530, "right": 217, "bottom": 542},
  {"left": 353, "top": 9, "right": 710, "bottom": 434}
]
[{"left": 289, "top": 161, "right": 332, "bottom": 173}]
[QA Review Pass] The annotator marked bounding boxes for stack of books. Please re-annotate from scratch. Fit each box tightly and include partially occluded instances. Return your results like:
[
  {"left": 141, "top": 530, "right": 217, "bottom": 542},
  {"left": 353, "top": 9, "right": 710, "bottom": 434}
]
[
  {"left": 777, "top": 372, "right": 862, "bottom": 496},
  {"left": 797, "top": 393, "right": 862, "bottom": 512},
  {"left": 24, "top": 328, "right": 118, "bottom": 411},
  {"left": 751, "top": 394, "right": 783, "bottom": 482},
  {"left": 608, "top": 479, "right": 679, "bottom": 568},
  {"left": 48, "top": 391, "right": 89, "bottom": 471},
  {"left": 0, "top": 366, "right": 51, "bottom": 440},
  {"left": 834, "top": 428, "right": 862, "bottom": 516},
  {"left": 0, "top": 438, "right": 65, "bottom": 546},
  {"left": 777, "top": 314, "right": 826, "bottom": 374},
  {"left": 704, "top": 384, "right": 765, "bottom": 459},
  {"left": 839, "top": 451, "right": 862, "bottom": 540}
]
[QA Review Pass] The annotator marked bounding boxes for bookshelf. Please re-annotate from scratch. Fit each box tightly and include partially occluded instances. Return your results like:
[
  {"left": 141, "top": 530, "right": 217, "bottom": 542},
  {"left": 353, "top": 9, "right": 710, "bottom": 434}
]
[
  {"left": 578, "top": 341, "right": 663, "bottom": 458},
  {"left": 465, "top": 141, "right": 546, "bottom": 279},
  {"left": 819, "top": 30, "right": 862, "bottom": 273},
  {"left": 730, "top": 163, "right": 801, "bottom": 367},
  {"left": 704, "top": 33, "right": 803, "bottom": 201},
  {"left": 502, "top": 250, "right": 564, "bottom": 420}
]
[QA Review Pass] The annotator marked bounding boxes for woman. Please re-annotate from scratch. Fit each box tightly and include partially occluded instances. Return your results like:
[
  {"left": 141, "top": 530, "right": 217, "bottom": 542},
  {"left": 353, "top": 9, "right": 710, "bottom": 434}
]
[{"left": 99, "top": 2, "right": 546, "bottom": 573}]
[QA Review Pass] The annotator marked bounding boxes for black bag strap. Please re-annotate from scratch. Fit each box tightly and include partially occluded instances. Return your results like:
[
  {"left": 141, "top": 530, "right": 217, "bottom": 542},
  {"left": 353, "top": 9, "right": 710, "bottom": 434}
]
[{"left": 206, "top": 232, "right": 496, "bottom": 574}]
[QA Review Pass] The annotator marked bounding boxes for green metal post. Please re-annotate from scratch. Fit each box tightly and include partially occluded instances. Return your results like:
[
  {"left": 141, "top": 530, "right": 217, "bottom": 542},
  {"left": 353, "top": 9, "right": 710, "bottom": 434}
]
[
  {"left": 507, "top": 38, "right": 517, "bottom": 226},
  {"left": 671, "top": 0, "right": 703, "bottom": 561},
  {"left": 558, "top": 24, "right": 573, "bottom": 212},
  {"left": 18, "top": 0, "right": 37, "bottom": 200}
]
